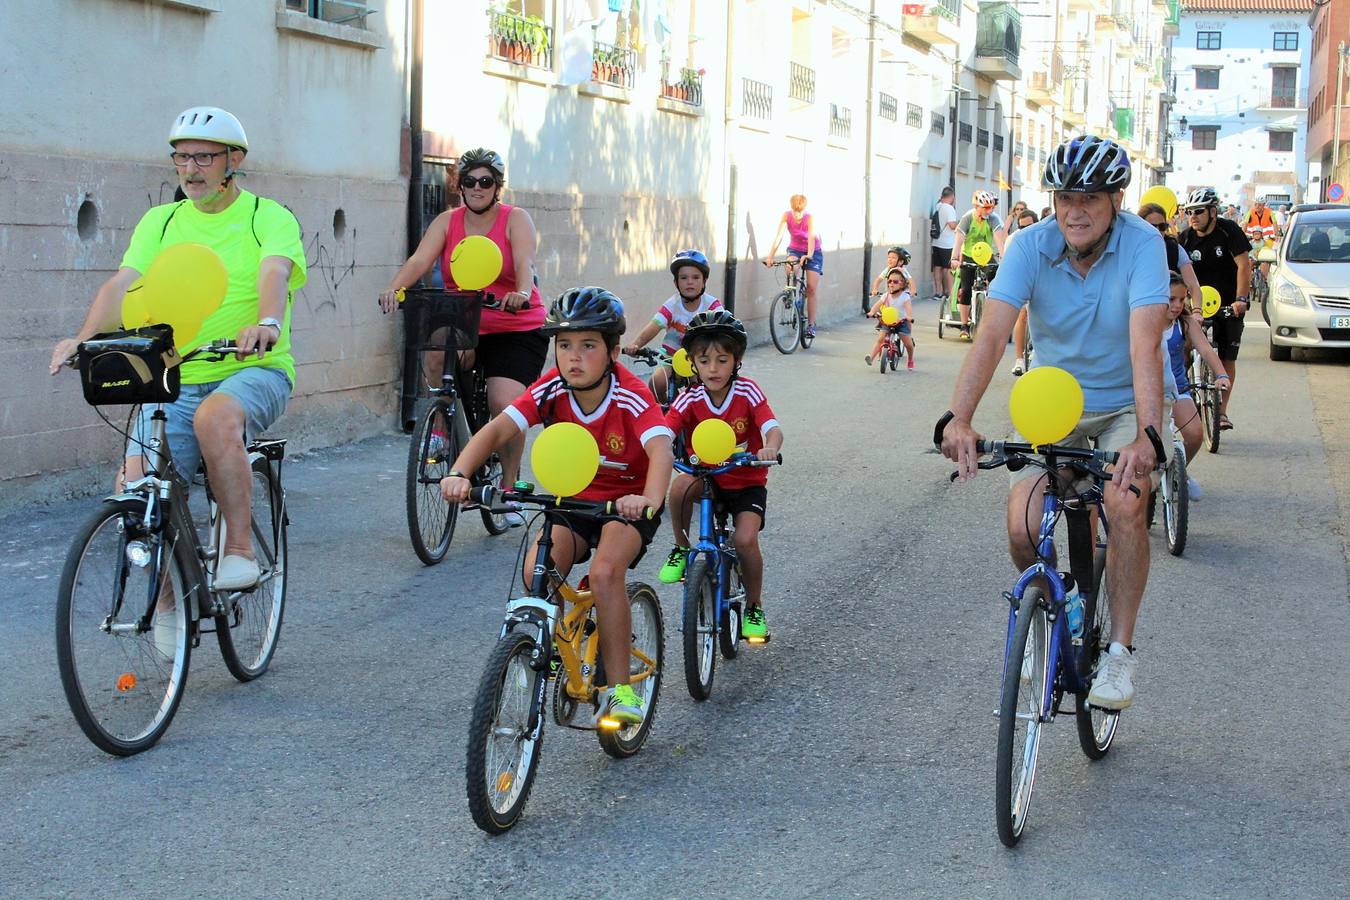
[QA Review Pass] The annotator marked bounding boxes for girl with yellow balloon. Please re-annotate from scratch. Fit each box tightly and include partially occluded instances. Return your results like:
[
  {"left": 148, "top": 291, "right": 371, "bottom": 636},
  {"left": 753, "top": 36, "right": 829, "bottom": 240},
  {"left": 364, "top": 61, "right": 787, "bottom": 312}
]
[
  {"left": 439, "top": 286, "right": 674, "bottom": 728},
  {"left": 659, "top": 311, "right": 783, "bottom": 643},
  {"left": 863, "top": 267, "right": 916, "bottom": 370},
  {"left": 378, "top": 148, "right": 548, "bottom": 520},
  {"left": 622, "top": 249, "right": 723, "bottom": 405}
]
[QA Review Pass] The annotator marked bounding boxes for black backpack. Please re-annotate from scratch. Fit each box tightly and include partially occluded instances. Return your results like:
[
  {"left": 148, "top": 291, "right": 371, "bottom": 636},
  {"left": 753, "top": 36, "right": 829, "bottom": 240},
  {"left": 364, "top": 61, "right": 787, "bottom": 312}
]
[{"left": 929, "top": 206, "right": 941, "bottom": 240}]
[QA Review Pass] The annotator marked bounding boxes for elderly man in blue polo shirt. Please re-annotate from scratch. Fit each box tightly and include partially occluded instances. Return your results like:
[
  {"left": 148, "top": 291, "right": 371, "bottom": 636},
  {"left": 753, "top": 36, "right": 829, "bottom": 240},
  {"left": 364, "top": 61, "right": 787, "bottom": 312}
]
[{"left": 938, "top": 135, "right": 1169, "bottom": 710}]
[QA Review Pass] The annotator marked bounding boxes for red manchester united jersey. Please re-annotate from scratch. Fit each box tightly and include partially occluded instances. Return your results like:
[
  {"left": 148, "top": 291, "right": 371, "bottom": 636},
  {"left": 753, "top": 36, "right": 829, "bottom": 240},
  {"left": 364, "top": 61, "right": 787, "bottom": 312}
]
[
  {"left": 507, "top": 364, "right": 673, "bottom": 501},
  {"left": 666, "top": 377, "right": 779, "bottom": 489}
]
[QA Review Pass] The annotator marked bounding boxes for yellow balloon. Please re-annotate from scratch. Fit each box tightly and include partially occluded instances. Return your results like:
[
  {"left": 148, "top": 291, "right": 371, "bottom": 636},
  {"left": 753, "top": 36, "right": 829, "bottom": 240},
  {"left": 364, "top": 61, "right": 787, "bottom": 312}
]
[
  {"left": 142, "top": 243, "right": 228, "bottom": 347},
  {"left": 880, "top": 306, "right": 900, "bottom": 326},
  {"left": 1009, "top": 366, "right": 1084, "bottom": 446},
  {"left": 121, "top": 280, "right": 151, "bottom": 328},
  {"left": 691, "top": 418, "right": 737, "bottom": 465},
  {"left": 969, "top": 242, "right": 993, "bottom": 266},
  {"left": 1200, "top": 285, "right": 1222, "bottom": 318},
  {"left": 671, "top": 347, "right": 695, "bottom": 378},
  {"left": 449, "top": 235, "right": 504, "bottom": 292},
  {"left": 530, "top": 422, "right": 600, "bottom": 497},
  {"left": 1139, "top": 185, "right": 1179, "bottom": 220}
]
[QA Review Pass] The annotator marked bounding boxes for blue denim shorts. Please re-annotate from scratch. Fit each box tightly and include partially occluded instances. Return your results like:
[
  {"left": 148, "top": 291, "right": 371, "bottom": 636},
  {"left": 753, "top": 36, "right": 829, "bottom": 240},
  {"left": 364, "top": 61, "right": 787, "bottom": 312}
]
[
  {"left": 128, "top": 366, "right": 291, "bottom": 477},
  {"left": 788, "top": 245, "right": 824, "bottom": 275}
]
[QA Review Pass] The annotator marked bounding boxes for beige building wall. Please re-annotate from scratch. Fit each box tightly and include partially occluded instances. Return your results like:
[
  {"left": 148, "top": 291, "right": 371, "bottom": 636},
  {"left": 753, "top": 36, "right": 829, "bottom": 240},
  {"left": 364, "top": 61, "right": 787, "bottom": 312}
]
[{"left": 1, "top": 0, "right": 410, "bottom": 509}]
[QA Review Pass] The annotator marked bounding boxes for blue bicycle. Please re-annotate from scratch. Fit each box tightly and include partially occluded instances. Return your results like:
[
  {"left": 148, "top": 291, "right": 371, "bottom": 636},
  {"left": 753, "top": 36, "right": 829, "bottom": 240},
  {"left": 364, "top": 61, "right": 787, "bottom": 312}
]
[
  {"left": 957, "top": 433, "right": 1161, "bottom": 847},
  {"left": 677, "top": 452, "right": 780, "bottom": 700}
]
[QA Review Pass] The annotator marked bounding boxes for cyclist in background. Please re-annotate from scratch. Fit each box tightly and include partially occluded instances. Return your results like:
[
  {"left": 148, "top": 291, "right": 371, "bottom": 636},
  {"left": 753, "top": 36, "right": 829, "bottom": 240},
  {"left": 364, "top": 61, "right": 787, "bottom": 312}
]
[
  {"left": 48, "top": 106, "right": 306, "bottom": 592},
  {"left": 1243, "top": 194, "right": 1277, "bottom": 293},
  {"left": 1163, "top": 273, "right": 1229, "bottom": 498},
  {"left": 1008, "top": 208, "right": 1038, "bottom": 376},
  {"left": 763, "top": 194, "right": 824, "bottom": 340},
  {"left": 1179, "top": 188, "right": 1250, "bottom": 432},
  {"left": 865, "top": 268, "right": 915, "bottom": 370},
  {"left": 939, "top": 135, "right": 1168, "bottom": 711},
  {"left": 1138, "top": 202, "right": 1202, "bottom": 310},
  {"left": 949, "top": 190, "right": 1007, "bottom": 341},
  {"left": 869, "top": 246, "right": 911, "bottom": 298},
  {"left": 623, "top": 249, "right": 721, "bottom": 399}
]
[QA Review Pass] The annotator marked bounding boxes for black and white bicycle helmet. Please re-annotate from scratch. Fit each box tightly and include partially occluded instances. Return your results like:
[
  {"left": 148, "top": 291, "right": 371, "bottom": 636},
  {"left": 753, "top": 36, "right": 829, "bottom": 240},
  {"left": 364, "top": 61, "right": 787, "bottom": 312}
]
[
  {"left": 973, "top": 190, "right": 998, "bottom": 207},
  {"left": 1182, "top": 187, "right": 1220, "bottom": 210},
  {"left": 457, "top": 147, "right": 505, "bottom": 183},
  {"left": 669, "top": 249, "right": 710, "bottom": 278},
  {"left": 1042, "top": 135, "right": 1132, "bottom": 193},
  {"left": 682, "top": 309, "right": 748, "bottom": 357},
  {"left": 542, "top": 286, "right": 626, "bottom": 338}
]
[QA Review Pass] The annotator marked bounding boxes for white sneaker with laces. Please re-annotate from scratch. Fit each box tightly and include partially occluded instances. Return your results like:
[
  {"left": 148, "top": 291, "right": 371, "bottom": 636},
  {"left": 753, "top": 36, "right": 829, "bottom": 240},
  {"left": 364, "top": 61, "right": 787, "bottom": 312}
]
[
  {"left": 1087, "top": 642, "right": 1136, "bottom": 710},
  {"left": 1187, "top": 476, "right": 1202, "bottom": 502}
]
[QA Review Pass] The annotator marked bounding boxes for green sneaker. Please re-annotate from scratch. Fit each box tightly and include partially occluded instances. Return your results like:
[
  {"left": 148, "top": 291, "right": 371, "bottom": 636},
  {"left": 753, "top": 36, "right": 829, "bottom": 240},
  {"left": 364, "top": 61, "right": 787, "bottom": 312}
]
[
  {"left": 742, "top": 606, "right": 770, "bottom": 642},
  {"left": 658, "top": 546, "right": 689, "bottom": 584},
  {"left": 601, "top": 683, "right": 644, "bottom": 726}
]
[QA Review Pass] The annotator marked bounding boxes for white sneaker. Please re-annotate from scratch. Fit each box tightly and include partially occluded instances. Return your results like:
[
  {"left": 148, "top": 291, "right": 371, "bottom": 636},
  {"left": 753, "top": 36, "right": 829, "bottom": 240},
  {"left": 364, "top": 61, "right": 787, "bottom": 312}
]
[
  {"left": 1011, "top": 360, "right": 1025, "bottom": 377},
  {"left": 214, "top": 554, "right": 260, "bottom": 591},
  {"left": 1087, "top": 642, "right": 1136, "bottom": 710},
  {"left": 1187, "top": 476, "right": 1202, "bottom": 502}
]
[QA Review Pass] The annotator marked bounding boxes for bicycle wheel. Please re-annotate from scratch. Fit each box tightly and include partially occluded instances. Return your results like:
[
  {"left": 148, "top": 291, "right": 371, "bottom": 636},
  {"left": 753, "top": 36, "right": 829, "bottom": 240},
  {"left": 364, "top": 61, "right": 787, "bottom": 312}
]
[
  {"left": 878, "top": 345, "right": 889, "bottom": 376},
  {"left": 681, "top": 557, "right": 716, "bottom": 701},
  {"left": 1164, "top": 452, "right": 1189, "bottom": 557},
  {"left": 217, "top": 456, "right": 287, "bottom": 681},
  {"left": 798, "top": 299, "right": 814, "bottom": 349},
  {"left": 996, "top": 589, "right": 1049, "bottom": 847},
  {"left": 890, "top": 344, "right": 900, "bottom": 372},
  {"left": 769, "top": 290, "right": 799, "bottom": 355},
  {"left": 478, "top": 452, "right": 512, "bottom": 536},
  {"left": 405, "top": 400, "right": 460, "bottom": 564},
  {"left": 1203, "top": 366, "right": 1222, "bottom": 454},
  {"left": 597, "top": 582, "right": 664, "bottom": 758},
  {"left": 719, "top": 557, "right": 742, "bottom": 660},
  {"left": 56, "top": 499, "right": 192, "bottom": 756},
  {"left": 1075, "top": 548, "right": 1120, "bottom": 759},
  {"left": 971, "top": 290, "right": 986, "bottom": 341},
  {"left": 465, "top": 629, "right": 546, "bottom": 834}
]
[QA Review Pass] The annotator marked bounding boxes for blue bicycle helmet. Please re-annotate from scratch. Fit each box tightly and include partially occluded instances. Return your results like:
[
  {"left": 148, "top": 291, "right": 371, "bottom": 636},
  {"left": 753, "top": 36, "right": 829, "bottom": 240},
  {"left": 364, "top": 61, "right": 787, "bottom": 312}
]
[
  {"left": 1043, "top": 135, "right": 1132, "bottom": 193},
  {"left": 542, "top": 286, "right": 626, "bottom": 338},
  {"left": 670, "top": 249, "right": 711, "bottom": 278}
]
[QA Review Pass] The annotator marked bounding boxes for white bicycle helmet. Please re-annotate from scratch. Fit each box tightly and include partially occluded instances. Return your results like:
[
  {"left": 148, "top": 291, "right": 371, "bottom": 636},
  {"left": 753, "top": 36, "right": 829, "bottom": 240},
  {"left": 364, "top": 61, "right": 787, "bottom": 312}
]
[
  {"left": 1182, "top": 188, "right": 1219, "bottom": 211},
  {"left": 973, "top": 190, "right": 997, "bottom": 207},
  {"left": 169, "top": 106, "right": 248, "bottom": 150}
]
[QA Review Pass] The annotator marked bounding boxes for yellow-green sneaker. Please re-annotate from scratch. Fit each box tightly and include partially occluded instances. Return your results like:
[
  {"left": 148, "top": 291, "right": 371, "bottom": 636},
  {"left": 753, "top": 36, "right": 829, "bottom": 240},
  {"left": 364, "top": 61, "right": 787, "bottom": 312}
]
[
  {"left": 742, "top": 606, "right": 770, "bottom": 643},
  {"left": 601, "top": 683, "right": 644, "bottom": 726},
  {"left": 658, "top": 546, "right": 688, "bottom": 584}
]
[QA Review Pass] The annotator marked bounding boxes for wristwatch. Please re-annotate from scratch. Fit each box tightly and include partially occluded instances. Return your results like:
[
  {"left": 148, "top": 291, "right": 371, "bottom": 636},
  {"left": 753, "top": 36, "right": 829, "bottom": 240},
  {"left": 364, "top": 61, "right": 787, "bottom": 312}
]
[
  {"left": 1235, "top": 295, "right": 1249, "bottom": 304},
  {"left": 258, "top": 316, "right": 282, "bottom": 334}
]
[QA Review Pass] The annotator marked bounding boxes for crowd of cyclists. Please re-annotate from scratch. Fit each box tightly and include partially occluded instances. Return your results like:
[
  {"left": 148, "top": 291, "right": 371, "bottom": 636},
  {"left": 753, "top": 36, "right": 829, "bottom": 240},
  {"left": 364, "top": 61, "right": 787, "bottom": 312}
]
[{"left": 44, "top": 105, "right": 1273, "bottom": 832}]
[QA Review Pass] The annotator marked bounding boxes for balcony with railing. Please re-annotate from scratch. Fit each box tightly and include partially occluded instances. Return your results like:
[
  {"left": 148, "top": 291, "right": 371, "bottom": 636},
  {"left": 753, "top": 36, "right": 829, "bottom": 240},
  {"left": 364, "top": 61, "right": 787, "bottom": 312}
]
[
  {"left": 487, "top": 9, "right": 553, "bottom": 70},
  {"left": 1164, "top": 0, "right": 1180, "bottom": 34},
  {"left": 591, "top": 41, "right": 636, "bottom": 89},
  {"left": 660, "top": 63, "right": 703, "bottom": 107},
  {"left": 1257, "top": 87, "right": 1308, "bottom": 111},
  {"left": 974, "top": 2, "right": 1022, "bottom": 81},
  {"left": 829, "top": 104, "right": 853, "bottom": 140},
  {"left": 1113, "top": 104, "right": 1135, "bottom": 141},
  {"left": 1028, "top": 49, "right": 1063, "bottom": 106},
  {"left": 789, "top": 61, "right": 816, "bottom": 104},
  {"left": 903, "top": 0, "right": 961, "bottom": 47},
  {"left": 741, "top": 78, "right": 773, "bottom": 120}
]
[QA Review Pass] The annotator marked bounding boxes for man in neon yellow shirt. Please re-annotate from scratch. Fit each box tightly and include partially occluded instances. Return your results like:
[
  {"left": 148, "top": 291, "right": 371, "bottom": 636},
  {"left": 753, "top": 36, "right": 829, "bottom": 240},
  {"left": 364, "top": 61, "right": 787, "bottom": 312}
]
[{"left": 50, "top": 106, "right": 306, "bottom": 590}]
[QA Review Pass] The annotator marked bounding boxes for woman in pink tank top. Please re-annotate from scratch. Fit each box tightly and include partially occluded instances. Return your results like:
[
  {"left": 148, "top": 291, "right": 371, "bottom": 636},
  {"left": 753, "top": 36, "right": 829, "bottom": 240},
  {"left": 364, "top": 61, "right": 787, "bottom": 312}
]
[
  {"left": 762, "top": 193, "right": 824, "bottom": 339},
  {"left": 378, "top": 148, "right": 548, "bottom": 508}
]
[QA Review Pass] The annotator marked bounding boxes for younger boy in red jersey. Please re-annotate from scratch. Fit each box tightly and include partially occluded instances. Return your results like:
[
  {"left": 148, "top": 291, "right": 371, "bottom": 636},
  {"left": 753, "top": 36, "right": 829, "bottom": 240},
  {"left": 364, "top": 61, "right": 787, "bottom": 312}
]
[
  {"left": 659, "top": 311, "right": 783, "bottom": 640},
  {"left": 441, "top": 287, "right": 673, "bottom": 725}
]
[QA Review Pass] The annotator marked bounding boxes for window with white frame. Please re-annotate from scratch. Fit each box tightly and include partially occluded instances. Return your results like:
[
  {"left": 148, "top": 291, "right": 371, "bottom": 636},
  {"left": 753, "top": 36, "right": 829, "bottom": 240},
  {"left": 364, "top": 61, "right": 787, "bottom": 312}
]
[{"left": 285, "top": 0, "right": 373, "bottom": 27}]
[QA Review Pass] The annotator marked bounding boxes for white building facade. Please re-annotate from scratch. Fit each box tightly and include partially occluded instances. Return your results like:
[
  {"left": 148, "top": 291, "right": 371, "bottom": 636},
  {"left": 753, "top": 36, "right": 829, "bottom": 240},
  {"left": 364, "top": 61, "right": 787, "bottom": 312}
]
[{"left": 1165, "top": 0, "right": 1313, "bottom": 207}]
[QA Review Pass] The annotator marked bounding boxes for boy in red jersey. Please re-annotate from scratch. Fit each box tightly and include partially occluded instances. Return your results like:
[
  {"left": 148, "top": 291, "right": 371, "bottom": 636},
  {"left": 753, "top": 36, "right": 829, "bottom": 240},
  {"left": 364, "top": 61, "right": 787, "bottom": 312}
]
[
  {"left": 441, "top": 287, "right": 673, "bottom": 725},
  {"left": 660, "top": 311, "right": 783, "bottom": 641}
]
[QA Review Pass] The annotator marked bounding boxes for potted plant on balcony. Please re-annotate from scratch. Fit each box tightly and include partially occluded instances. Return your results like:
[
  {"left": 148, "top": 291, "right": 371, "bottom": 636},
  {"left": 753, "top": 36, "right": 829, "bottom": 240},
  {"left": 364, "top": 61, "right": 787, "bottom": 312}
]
[{"left": 522, "top": 14, "right": 549, "bottom": 66}]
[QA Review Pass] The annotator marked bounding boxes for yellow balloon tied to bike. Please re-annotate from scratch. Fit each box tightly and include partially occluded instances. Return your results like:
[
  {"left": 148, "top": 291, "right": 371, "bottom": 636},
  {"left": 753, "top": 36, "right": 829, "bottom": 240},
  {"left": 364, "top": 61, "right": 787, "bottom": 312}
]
[
  {"left": 530, "top": 422, "right": 600, "bottom": 497},
  {"left": 671, "top": 348, "right": 695, "bottom": 378},
  {"left": 691, "top": 418, "right": 737, "bottom": 465},
  {"left": 449, "top": 235, "right": 504, "bottom": 292},
  {"left": 880, "top": 306, "right": 900, "bottom": 326},
  {"left": 121, "top": 280, "right": 151, "bottom": 328},
  {"left": 969, "top": 242, "right": 993, "bottom": 266},
  {"left": 1009, "top": 366, "right": 1084, "bottom": 446},
  {"left": 1200, "top": 285, "right": 1222, "bottom": 318},
  {"left": 141, "top": 243, "right": 228, "bottom": 347},
  {"left": 1139, "top": 185, "right": 1178, "bottom": 220}
]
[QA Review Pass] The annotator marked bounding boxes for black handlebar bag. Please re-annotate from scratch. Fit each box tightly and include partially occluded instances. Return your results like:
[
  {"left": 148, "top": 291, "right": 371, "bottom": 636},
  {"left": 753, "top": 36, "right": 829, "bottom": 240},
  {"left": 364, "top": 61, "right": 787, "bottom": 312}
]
[{"left": 77, "top": 325, "right": 183, "bottom": 406}]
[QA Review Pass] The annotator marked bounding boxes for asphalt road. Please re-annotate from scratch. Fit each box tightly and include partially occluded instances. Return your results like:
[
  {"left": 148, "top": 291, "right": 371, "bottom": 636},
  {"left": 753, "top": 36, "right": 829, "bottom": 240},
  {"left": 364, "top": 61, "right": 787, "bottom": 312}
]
[{"left": 3, "top": 302, "right": 1348, "bottom": 898}]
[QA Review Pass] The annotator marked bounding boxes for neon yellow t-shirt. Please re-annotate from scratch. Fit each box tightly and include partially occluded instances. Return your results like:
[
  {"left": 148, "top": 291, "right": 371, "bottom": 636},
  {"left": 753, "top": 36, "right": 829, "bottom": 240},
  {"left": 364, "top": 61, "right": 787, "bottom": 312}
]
[{"left": 120, "top": 191, "right": 307, "bottom": 385}]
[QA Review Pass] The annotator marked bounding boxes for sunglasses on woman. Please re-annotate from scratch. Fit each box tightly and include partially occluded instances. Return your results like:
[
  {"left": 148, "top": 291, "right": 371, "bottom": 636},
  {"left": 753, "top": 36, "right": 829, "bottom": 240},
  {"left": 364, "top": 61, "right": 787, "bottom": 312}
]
[{"left": 460, "top": 175, "right": 497, "bottom": 189}]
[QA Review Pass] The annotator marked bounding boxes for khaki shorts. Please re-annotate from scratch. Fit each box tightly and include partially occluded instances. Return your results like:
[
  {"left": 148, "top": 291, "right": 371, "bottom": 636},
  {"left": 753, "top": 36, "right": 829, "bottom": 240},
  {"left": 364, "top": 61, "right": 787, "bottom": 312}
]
[{"left": 1008, "top": 403, "right": 1170, "bottom": 488}]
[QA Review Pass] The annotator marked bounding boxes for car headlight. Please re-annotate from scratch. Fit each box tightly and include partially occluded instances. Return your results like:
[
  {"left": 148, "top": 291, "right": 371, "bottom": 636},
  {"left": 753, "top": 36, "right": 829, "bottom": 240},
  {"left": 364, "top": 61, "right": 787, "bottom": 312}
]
[{"left": 1274, "top": 279, "right": 1308, "bottom": 308}]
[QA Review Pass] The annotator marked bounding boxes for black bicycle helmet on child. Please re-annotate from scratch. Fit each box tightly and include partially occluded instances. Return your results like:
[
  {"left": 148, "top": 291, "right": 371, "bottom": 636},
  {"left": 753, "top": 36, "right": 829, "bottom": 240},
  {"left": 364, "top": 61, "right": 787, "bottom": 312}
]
[
  {"left": 1042, "top": 135, "right": 1131, "bottom": 193},
  {"left": 457, "top": 147, "right": 505, "bottom": 182},
  {"left": 888, "top": 246, "right": 912, "bottom": 264},
  {"left": 669, "top": 249, "right": 711, "bottom": 278},
  {"left": 681, "top": 309, "right": 748, "bottom": 357},
  {"left": 542, "top": 286, "right": 627, "bottom": 337}
]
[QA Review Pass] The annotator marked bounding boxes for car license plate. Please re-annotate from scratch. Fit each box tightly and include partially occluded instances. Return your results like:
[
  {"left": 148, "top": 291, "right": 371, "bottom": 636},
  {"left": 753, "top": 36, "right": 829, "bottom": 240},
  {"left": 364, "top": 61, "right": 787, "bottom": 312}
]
[{"left": 1332, "top": 316, "right": 1350, "bottom": 329}]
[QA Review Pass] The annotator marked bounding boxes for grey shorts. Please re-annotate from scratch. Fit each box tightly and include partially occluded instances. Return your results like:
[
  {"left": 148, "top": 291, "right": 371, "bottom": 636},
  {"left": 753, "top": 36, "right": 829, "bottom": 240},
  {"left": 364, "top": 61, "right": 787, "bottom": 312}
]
[
  {"left": 129, "top": 366, "right": 291, "bottom": 477},
  {"left": 1008, "top": 402, "right": 1170, "bottom": 489}
]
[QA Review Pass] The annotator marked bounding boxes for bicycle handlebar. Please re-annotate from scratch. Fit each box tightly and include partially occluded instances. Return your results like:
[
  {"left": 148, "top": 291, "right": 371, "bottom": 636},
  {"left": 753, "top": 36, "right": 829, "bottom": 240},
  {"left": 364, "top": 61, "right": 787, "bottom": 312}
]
[
  {"left": 624, "top": 347, "right": 670, "bottom": 367},
  {"left": 393, "top": 288, "right": 520, "bottom": 311},
  {"left": 468, "top": 485, "right": 655, "bottom": 520},
  {"left": 675, "top": 451, "right": 782, "bottom": 475}
]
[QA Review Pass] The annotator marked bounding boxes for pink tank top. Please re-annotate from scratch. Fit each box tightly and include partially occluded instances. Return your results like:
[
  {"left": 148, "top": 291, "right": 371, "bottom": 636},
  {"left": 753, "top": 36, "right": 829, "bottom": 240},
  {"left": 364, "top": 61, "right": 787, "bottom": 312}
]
[
  {"left": 785, "top": 211, "right": 821, "bottom": 252},
  {"left": 442, "top": 203, "right": 544, "bottom": 334}
]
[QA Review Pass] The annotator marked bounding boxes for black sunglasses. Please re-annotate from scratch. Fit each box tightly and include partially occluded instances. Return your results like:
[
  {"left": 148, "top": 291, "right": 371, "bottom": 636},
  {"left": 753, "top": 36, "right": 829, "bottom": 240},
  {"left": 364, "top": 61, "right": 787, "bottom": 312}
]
[
  {"left": 1152, "top": 221, "right": 1169, "bottom": 233},
  {"left": 460, "top": 175, "right": 497, "bottom": 189}
]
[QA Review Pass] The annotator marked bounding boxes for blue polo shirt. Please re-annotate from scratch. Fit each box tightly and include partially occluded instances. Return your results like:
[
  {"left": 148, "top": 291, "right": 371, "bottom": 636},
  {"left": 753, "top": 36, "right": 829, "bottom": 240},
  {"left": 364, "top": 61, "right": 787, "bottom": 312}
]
[{"left": 988, "top": 211, "right": 1170, "bottom": 411}]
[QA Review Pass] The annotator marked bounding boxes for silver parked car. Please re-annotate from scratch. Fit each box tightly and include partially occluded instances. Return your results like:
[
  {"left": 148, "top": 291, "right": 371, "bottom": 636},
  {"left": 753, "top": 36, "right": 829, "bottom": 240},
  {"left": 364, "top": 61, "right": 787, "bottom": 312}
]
[{"left": 1268, "top": 204, "right": 1350, "bottom": 360}]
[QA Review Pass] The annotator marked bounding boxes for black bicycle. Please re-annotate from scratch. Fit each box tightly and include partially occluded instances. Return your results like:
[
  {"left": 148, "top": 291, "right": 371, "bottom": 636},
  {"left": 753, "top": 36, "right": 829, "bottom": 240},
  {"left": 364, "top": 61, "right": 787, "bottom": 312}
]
[
  {"left": 1188, "top": 307, "right": 1233, "bottom": 455},
  {"left": 766, "top": 258, "right": 813, "bottom": 354},
  {"left": 399, "top": 288, "right": 514, "bottom": 565},
  {"left": 57, "top": 336, "right": 287, "bottom": 756}
]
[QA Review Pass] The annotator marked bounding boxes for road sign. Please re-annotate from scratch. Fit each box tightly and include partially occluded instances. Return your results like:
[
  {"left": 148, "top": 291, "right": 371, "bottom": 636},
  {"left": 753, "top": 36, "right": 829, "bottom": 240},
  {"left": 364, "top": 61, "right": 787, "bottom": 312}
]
[{"left": 1328, "top": 183, "right": 1344, "bottom": 202}]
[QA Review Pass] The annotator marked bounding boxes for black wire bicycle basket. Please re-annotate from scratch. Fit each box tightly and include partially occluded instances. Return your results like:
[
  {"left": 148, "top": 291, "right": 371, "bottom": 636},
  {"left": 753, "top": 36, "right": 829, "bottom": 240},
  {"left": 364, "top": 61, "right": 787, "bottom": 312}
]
[{"left": 403, "top": 287, "right": 483, "bottom": 352}]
